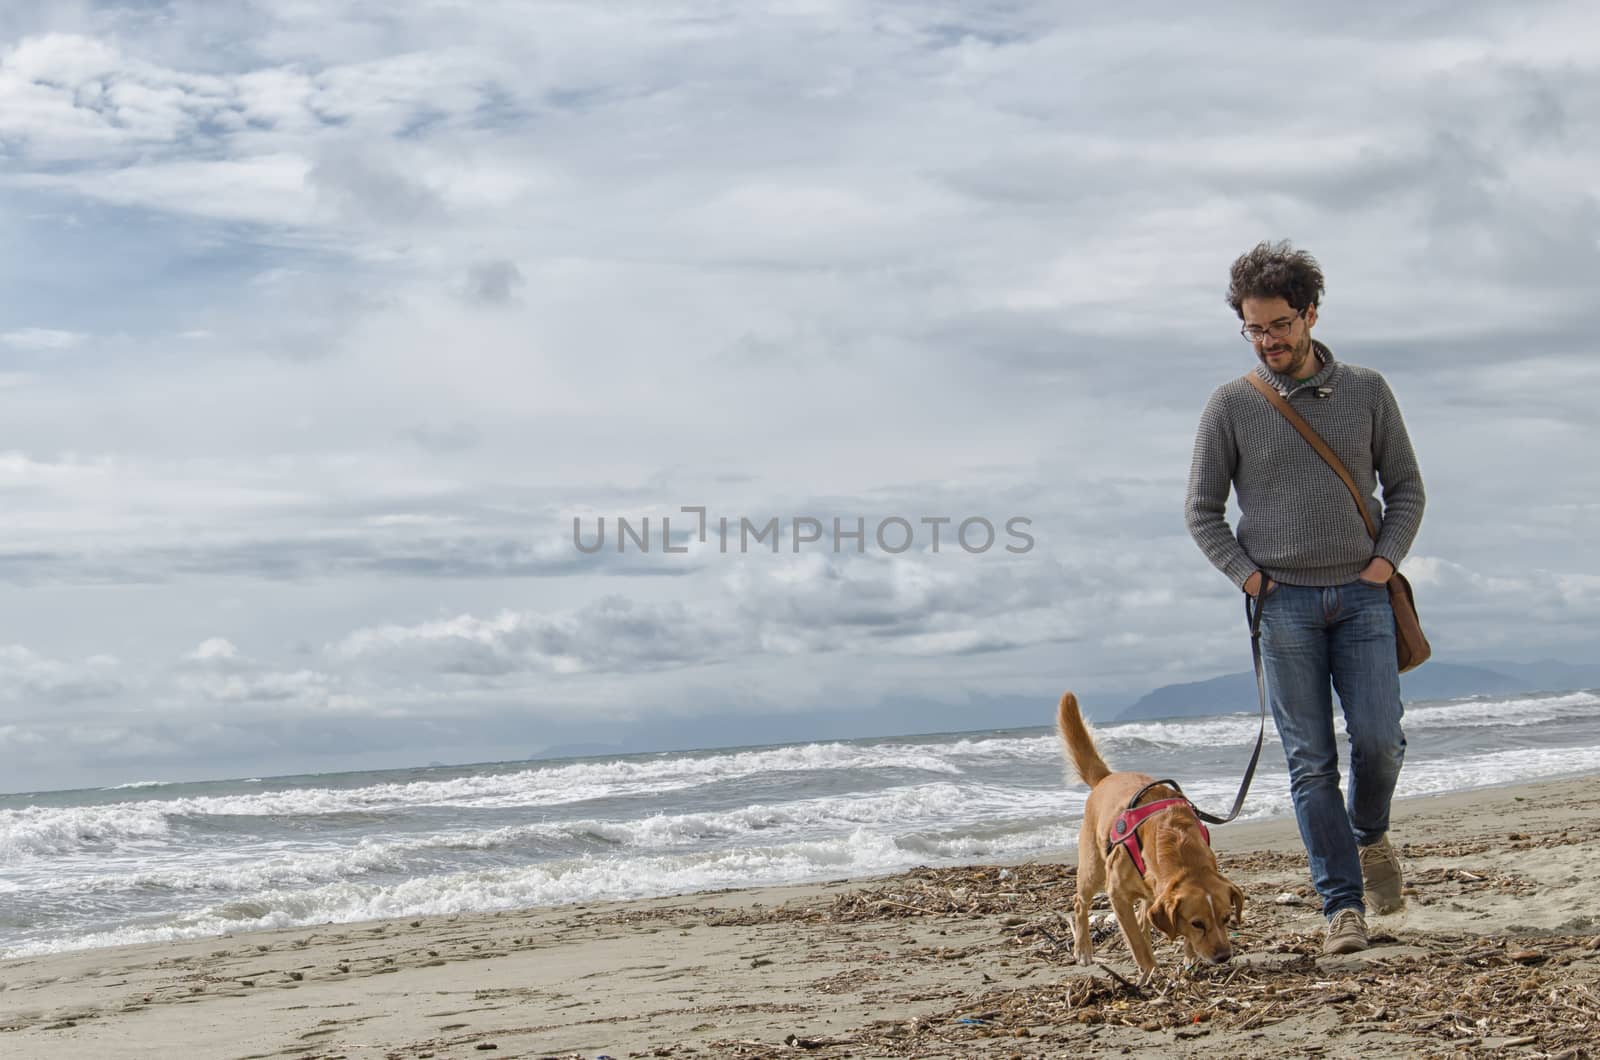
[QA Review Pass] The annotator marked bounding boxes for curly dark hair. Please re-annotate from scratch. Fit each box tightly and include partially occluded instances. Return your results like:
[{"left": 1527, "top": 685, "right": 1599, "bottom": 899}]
[{"left": 1225, "top": 240, "right": 1325, "bottom": 317}]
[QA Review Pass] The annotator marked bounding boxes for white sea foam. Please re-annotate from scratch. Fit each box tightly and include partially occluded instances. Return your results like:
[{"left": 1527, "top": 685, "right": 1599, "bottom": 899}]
[
  {"left": 0, "top": 744, "right": 971, "bottom": 860},
  {"left": 1, "top": 830, "right": 933, "bottom": 959},
  {"left": 1402, "top": 690, "right": 1600, "bottom": 730},
  {"left": 0, "top": 803, "right": 174, "bottom": 860},
  {"left": 1101, "top": 689, "right": 1600, "bottom": 747},
  {"left": 1395, "top": 743, "right": 1600, "bottom": 796},
  {"left": 562, "top": 782, "right": 1070, "bottom": 850},
  {"left": 12, "top": 782, "right": 1073, "bottom": 899},
  {"left": 0, "top": 782, "right": 1299, "bottom": 961},
  {"left": 1100, "top": 714, "right": 1274, "bottom": 750},
  {"left": 9, "top": 690, "right": 1592, "bottom": 864},
  {"left": 894, "top": 821, "right": 1079, "bottom": 860},
  {"left": 4, "top": 690, "right": 1598, "bottom": 960},
  {"left": 4, "top": 741, "right": 970, "bottom": 838},
  {"left": 940, "top": 735, "right": 1059, "bottom": 759}
]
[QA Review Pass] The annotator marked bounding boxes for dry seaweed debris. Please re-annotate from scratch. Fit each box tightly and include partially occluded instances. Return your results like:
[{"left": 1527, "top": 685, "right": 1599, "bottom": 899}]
[
  {"left": 682, "top": 852, "right": 1600, "bottom": 1059},
  {"left": 1406, "top": 865, "right": 1540, "bottom": 897},
  {"left": 896, "top": 934, "right": 1600, "bottom": 1055},
  {"left": 825, "top": 864, "right": 1079, "bottom": 921},
  {"left": 1398, "top": 818, "right": 1600, "bottom": 860},
  {"left": 697, "top": 935, "right": 1600, "bottom": 1059}
]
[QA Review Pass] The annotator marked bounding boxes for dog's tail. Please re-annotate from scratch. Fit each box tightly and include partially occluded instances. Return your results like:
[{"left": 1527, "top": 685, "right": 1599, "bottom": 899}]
[{"left": 1056, "top": 691, "right": 1112, "bottom": 788}]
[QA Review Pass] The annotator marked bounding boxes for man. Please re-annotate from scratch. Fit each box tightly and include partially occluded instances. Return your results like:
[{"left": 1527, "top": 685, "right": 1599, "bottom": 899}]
[{"left": 1184, "top": 240, "right": 1426, "bottom": 956}]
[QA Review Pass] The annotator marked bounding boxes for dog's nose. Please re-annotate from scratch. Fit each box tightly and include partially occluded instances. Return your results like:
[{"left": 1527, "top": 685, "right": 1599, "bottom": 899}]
[{"left": 1211, "top": 949, "right": 1232, "bottom": 964}]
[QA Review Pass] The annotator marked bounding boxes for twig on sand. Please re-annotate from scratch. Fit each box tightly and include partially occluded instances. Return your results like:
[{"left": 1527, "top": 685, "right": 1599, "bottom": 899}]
[{"left": 1099, "top": 963, "right": 1144, "bottom": 996}]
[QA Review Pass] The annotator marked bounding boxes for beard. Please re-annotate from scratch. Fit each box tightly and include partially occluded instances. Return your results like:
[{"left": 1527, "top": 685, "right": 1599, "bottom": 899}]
[{"left": 1258, "top": 332, "right": 1315, "bottom": 378}]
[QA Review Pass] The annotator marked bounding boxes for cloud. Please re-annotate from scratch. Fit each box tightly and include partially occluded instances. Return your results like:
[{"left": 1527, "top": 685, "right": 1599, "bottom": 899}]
[
  {"left": 0, "top": 525, "right": 696, "bottom": 585},
  {"left": 1, "top": 0, "right": 1596, "bottom": 789},
  {"left": 398, "top": 421, "right": 482, "bottom": 453},
  {"left": 1404, "top": 556, "right": 1600, "bottom": 624},
  {"left": 331, "top": 594, "right": 730, "bottom": 676},
  {"left": 172, "top": 637, "right": 350, "bottom": 708},
  {"left": 1, "top": 327, "right": 86, "bottom": 352},
  {"left": 327, "top": 543, "right": 1111, "bottom": 679},
  {"left": 306, "top": 140, "right": 446, "bottom": 226},
  {"left": 464, "top": 260, "right": 524, "bottom": 305},
  {"left": 722, "top": 551, "right": 1078, "bottom": 656},
  {"left": 18, "top": 154, "right": 318, "bottom": 227},
  {"left": 0, "top": 33, "right": 229, "bottom": 161},
  {"left": 0, "top": 644, "right": 123, "bottom": 709}
]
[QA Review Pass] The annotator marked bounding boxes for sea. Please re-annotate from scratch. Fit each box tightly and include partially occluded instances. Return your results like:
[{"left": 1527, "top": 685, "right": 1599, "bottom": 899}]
[{"left": 4, "top": 689, "right": 1599, "bottom": 961}]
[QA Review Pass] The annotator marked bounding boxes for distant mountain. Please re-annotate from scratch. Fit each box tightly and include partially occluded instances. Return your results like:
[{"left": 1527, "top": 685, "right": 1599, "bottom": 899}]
[
  {"left": 1118, "top": 671, "right": 1262, "bottom": 722},
  {"left": 1475, "top": 659, "right": 1600, "bottom": 693},
  {"left": 1399, "top": 663, "right": 1529, "bottom": 702},
  {"left": 1117, "top": 660, "right": 1585, "bottom": 722}
]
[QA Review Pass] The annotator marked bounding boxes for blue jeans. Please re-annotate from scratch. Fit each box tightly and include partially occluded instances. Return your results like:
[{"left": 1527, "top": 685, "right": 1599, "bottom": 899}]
[{"left": 1259, "top": 580, "right": 1406, "bottom": 918}]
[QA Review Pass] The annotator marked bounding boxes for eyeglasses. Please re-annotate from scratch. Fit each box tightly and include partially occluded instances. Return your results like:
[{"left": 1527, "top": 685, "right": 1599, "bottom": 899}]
[{"left": 1240, "top": 308, "right": 1306, "bottom": 344}]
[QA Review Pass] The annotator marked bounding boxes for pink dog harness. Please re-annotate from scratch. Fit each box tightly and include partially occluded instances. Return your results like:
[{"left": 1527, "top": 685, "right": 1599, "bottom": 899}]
[{"left": 1105, "top": 779, "right": 1211, "bottom": 878}]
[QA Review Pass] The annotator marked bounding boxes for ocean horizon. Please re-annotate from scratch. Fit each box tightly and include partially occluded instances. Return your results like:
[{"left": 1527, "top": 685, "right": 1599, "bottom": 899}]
[{"left": 4, "top": 687, "right": 1599, "bottom": 961}]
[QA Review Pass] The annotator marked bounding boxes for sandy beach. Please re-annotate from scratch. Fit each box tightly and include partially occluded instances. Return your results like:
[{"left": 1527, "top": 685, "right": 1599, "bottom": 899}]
[{"left": 3, "top": 776, "right": 1598, "bottom": 1059}]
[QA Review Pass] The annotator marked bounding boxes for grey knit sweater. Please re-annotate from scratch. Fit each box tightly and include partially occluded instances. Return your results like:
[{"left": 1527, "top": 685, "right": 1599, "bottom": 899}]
[{"left": 1185, "top": 343, "right": 1425, "bottom": 589}]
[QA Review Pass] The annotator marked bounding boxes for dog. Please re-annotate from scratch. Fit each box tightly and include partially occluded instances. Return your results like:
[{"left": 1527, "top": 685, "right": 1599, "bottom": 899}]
[{"left": 1057, "top": 691, "right": 1245, "bottom": 978}]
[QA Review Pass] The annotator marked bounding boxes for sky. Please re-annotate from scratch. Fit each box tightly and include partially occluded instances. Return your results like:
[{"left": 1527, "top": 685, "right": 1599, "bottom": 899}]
[{"left": 2, "top": 0, "right": 1598, "bottom": 793}]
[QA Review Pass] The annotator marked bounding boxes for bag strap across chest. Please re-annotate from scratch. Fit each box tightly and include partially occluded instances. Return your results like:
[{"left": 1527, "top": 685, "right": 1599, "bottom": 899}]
[{"left": 1244, "top": 373, "right": 1378, "bottom": 541}]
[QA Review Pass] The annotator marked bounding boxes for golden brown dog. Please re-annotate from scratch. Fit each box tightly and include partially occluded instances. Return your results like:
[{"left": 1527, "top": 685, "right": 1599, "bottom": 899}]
[{"left": 1057, "top": 691, "right": 1245, "bottom": 978}]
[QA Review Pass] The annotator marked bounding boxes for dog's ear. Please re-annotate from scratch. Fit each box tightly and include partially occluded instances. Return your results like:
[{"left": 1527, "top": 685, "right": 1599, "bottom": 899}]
[
  {"left": 1147, "top": 892, "right": 1177, "bottom": 938},
  {"left": 1228, "top": 883, "right": 1247, "bottom": 924}
]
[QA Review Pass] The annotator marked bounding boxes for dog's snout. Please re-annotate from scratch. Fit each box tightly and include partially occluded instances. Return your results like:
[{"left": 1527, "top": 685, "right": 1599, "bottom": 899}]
[{"left": 1210, "top": 949, "right": 1232, "bottom": 964}]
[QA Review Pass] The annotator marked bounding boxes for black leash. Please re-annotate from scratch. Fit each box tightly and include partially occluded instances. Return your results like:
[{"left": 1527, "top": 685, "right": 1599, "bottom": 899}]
[{"left": 1189, "top": 589, "right": 1269, "bottom": 826}]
